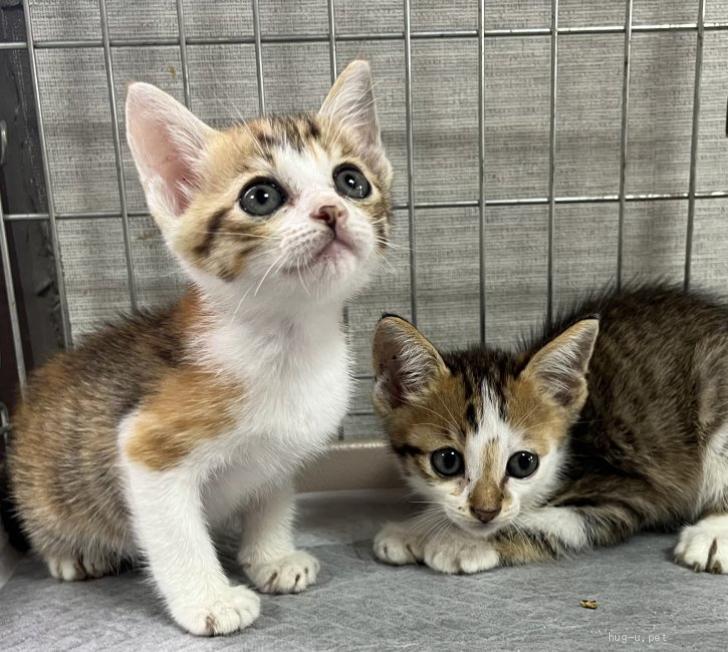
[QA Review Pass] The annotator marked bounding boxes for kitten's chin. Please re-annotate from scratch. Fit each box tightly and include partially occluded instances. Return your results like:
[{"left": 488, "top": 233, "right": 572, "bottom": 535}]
[{"left": 283, "top": 239, "right": 374, "bottom": 300}]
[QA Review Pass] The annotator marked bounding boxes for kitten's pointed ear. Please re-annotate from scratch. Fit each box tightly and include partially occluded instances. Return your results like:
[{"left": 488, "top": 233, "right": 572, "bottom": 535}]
[
  {"left": 373, "top": 315, "right": 448, "bottom": 413},
  {"left": 126, "top": 82, "right": 216, "bottom": 230},
  {"left": 521, "top": 318, "right": 600, "bottom": 410},
  {"left": 319, "top": 60, "right": 382, "bottom": 148}
]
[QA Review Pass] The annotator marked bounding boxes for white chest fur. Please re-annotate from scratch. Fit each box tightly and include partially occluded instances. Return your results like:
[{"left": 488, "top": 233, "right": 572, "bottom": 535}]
[{"left": 197, "top": 308, "right": 351, "bottom": 524}]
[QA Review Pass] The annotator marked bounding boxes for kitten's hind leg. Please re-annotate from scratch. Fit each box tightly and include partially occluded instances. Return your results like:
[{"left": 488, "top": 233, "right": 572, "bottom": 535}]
[
  {"left": 46, "top": 550, "right": 115, "bottom": 581},
  {"left": 674, "top": 513, "right": 728, "bottom": 574}
]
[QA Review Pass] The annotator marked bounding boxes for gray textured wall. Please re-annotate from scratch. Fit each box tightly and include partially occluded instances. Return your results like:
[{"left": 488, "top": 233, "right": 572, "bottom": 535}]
[{"left": 25, "top": 0, "right": 728, "bottom": 438}]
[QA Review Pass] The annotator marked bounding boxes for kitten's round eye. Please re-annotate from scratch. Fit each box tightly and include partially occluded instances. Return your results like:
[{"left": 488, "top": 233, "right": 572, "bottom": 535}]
[
  {"left": 430, "top": 448, "right": 464, "bottom": 477},
  {"left": 506, "top": 451, "right": 539, "bottom": 479},
  {"left": 239, "top": 179, "right": 286, "bottom": 217},
  {"left": 333, "top": 165, "right": 371, "bottom": 199}
]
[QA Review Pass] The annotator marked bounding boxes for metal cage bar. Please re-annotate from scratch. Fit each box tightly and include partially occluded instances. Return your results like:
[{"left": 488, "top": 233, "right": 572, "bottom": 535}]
[
  {"left": 4, "top": 21, "right": 728, "bottom": 52},
  {"left": 684, "top": 0, "right": 707, "bottom": 291},
  {"left": 251, "top": 0, "right": 266, "bottom": 115},
  {"left": 21, "top": 0, "right": 72, "bottom": 348},
  {"left": 327, "top": 0, "right": 338, "bottom": 82},
  {"left": 98, "top": 0, "right": 138, "bottom": 311},
  {"left": 477, "top": 0, "right": 487, "bottom": 344},
  {"left": 616, "top": 0, "right": 634, "bottom": 290},
  {"left": 546, "top": 0, "right": 559, "bottom": 326},
  {"left": 403, "top": 0, "right": 417, "bottom": 325},
  {"left": 5, "top": 190, "right": 728, "bottom": 225},
  {"left": 0, "top": 177, "right": 27, "bottom": 394},
  {"left": 175, "top": 0, "right": 192, "bottom": 108}
]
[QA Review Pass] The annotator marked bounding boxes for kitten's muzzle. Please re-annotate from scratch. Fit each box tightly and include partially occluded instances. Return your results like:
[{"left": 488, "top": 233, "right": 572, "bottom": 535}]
[{"left": 470, "top": 505, "right": 501, "bottom": 524}]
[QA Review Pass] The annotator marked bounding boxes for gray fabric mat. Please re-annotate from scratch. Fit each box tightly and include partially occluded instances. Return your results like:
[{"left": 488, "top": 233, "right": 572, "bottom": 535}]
[{"left": 1, "top": 491, "right": 727, "bottom": 650}]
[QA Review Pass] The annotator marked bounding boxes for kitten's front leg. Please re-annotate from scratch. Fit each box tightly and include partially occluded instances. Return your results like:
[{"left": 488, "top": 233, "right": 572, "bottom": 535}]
[
  {"left": 375, "top": 508, "right": 501, "bottom": 573},
  {"left": 373, "top": 506, "right": 438, "bottom": 567},
  {"left": 238, "top": 481, "right": 319, "bottom": 594},
  {"left": 418, "top": 505, "right": 615, "bottom": 574},
  {"left": 123, "top": 460, "right": 260, "bottom": 636},
  {"left": 376, "top": 506, "right": 592, "bottom": 575}
]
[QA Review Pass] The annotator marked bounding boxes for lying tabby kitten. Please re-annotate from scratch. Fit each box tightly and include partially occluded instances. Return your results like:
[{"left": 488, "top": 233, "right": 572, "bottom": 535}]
[
  {"left": 372, "top": 286, "right": 728, "bottom": 575},
  {"left": 4, "top": 60, "right": 392, "bottom": 635}
]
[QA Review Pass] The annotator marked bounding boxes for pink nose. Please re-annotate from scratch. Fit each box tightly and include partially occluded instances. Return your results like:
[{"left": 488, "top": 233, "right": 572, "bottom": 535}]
[{"left": 311, "top": 204, "right": 345, "bottom": 229}]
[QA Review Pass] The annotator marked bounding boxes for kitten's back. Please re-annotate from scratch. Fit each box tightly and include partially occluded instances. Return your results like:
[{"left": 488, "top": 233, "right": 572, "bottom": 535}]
[{"left": 547, "top": 285, "right": 728, "bottom": 508}]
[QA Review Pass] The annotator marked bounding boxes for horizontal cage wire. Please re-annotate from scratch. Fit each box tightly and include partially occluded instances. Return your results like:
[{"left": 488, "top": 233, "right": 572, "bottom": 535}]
[{"left": 1, "top": 0, "right": 727, "bottom": 440}]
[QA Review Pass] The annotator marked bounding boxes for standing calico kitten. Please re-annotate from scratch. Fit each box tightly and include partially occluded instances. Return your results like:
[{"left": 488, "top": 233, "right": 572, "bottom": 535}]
[
  {"left": 372, "top": 286, "right": 728, "bottom": 575},
  {"left": 5, "top": 60, "right": 392, "bottom": 635}
]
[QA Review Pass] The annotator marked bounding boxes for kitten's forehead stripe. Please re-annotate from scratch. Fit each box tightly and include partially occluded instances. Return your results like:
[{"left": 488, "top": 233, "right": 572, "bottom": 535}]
[{"left": 465, "top": 402, "right": 478, "bottom": 431}]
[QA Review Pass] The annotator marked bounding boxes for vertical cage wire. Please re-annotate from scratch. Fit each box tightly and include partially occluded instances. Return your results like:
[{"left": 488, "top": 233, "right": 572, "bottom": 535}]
[
  {"left": 0, "top": 183, "right": 27, "bottom": 394},
  {"left": 477, "top": 0, "right": 487, "bottom": 344},
  {"left": 546, "top": 0, "right": 559, "bottom": 326},
  {"left": 251, "top": 0, "right": 266, "bottom": 115},
  {"left": 684, "top": 0, "right": 706, "bottom": 291},
  {"left": 21, "top": 0, "right": 72, "bottom": 348},
  {"left": 403, "top": 0, "right": 417, "bottom": 325},
  {"left": 616, "top": 0, "right": 633, "bottom": 290},
  {"left": 327, "top": 0, "right": 338, "bottom": 82},
  {"left": 98, "top": 0, "right": 138, "bottom": 311},
  {"left": 175, "top": 0, "right": 192, "bottom": 108}
]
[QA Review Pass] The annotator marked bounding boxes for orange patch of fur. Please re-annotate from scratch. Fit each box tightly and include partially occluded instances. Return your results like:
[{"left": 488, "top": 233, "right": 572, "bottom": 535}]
[
  {"left": 504, "top": 374, "right": 576, "bottom": 455},
  {"left": 125, "top": 367, "right": 244, "bottom": 471}
]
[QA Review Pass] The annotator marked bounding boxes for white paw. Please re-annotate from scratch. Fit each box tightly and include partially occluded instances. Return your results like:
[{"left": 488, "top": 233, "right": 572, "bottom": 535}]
[
  {"left": 244, "top": 551, "right": 319, "bottom": 594},
  {"left": 674, "top": 516, "right": 728, "bottom": 574},
  {"left": 422, "top": 536, "right": 499, "bottom": 574},
  {"left": 170, "top": 585, "right": 260, "bottom": 636},
  {"left": 46, "top": 552, "right": 114, "bottom": 581},
  {"left": 373, "top": 523, "right": 422, "bottom": 566}
]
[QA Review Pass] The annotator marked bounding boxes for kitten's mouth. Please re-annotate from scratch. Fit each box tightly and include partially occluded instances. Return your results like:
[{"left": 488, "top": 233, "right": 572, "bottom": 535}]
[
  {"left": 451, "top": 513, "right": 504, "bottom": 538},
  {"left": 284, "top": 231, "right": 358, "bottom": 276},
  {"left": 312, "top": 235, "right": 355, "bottom": 263}
]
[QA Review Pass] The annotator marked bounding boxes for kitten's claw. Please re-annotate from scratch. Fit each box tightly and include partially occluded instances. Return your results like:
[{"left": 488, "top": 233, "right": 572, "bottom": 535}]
[
  {"left": 244, "top": 550, "right": 319, "bottom": 594},
  {"left": 422, "top": 536, "right": 499, "bottom": 574},
  {"left": 373, "top": 523, "right": 422, "bottom": 565},
  {"left": 674, "top": 516, "right": 728, "bottom": 574},
  {"left": 170, "top": 585, "right": 260, "bottom": 636}
]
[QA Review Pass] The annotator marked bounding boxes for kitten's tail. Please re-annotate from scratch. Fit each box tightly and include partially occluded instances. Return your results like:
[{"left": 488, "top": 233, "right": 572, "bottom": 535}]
[{"left": 0, "top": 437, "right": 30, "bottom": 553}]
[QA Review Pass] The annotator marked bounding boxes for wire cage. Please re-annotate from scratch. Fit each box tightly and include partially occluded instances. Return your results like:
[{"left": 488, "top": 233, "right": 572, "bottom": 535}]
[{"left": 1, "top": 0, "right": 728, "bottom": 445}]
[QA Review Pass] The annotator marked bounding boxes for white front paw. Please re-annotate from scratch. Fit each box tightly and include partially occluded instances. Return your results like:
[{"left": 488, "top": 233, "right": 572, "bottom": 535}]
[
  {"left": 373, "top": 522, "right": 422, "bottom": 566},
  {"left": 674, "top": 518, "right": 728, "bottom": 574},
  {"left": 423, "top": 536, "right": 499, "bottom": 574},
  {"left": 170, "top": 585, "right": 260, "bottom": 636},
  {"left": 244, "top": 550, "right": 320, "bottom": 594}
]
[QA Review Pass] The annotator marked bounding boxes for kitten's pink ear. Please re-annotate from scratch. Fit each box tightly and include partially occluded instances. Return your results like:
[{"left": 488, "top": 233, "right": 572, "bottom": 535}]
[
  {"left": 319, "top": 60, "right": 382, "bottom": 149},
  {"left": 372, "top": 315, "right": 447, "bottom": 412},
  {"left": 125, "top": 83, "right": 216, "bottom": 228},
  {"left": 521, "top": 318, "right": 599, "bottom": 410}
]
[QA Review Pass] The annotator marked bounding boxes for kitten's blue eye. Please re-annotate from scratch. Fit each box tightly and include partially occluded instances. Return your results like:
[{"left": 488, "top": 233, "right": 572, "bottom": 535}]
[
  {"left": 239, "top": 179, "right": 286, "bottom": 217},
  {"left": 506, "top": 451, "right": 539, "bottom": 479},
  {"left": 334, "top": 164, "right": 371, "bottom": 199},
  {"left": 430, "top": 447, "right": 464, "bottom": 477}
]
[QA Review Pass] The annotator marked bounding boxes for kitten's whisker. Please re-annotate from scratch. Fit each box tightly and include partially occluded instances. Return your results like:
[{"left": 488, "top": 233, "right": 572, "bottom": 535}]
[{"left": 252, "top": 251, "right": 288, "bottom": 297}]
